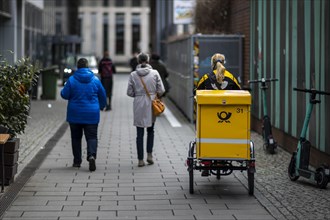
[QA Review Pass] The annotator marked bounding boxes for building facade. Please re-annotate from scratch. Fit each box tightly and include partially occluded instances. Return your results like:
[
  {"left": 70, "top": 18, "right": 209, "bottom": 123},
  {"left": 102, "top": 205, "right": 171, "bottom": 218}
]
[
  {"left": 0, "top": 0, "right": 46, "bottom": 64},
  {"left": 77, "top": 0, "right": 150, "bottom": 64}
]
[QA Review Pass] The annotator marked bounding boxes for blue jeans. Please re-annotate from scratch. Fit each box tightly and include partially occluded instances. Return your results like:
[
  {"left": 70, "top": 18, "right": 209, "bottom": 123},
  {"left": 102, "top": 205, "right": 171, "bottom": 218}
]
[
  {"left": 69, "top": 123, "right": 98, "bottom": 165},
  {"left": 136, "top": 124, "right": 154, "bottom": 160}
]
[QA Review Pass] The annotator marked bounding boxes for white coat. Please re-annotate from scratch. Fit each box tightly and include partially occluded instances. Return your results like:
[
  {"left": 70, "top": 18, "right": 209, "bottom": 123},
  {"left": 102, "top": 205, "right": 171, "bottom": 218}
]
[{"left": 127, "top": 64, "right": 165, "bottom": 127}]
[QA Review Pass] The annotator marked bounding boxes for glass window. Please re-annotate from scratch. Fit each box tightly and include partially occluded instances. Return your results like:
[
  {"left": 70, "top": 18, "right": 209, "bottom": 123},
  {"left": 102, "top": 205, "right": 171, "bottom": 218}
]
[
  {"left": 55, "top": 12, "right": 62, "bottom": 34},
  {"left": 55, "top": 0, "right": 62, "bottom": 7},
  {"left": 115, "top": 13, "right": 125, "bottom": 55},
  {"left": 115, "top": 0, "right": 125, "bottom": 7},
  {"left": 25, "top": 4, "right": 30, "bottom": 27},
  {"left": 81, "top": 0, "right": 100, "bottom": 7},
  {"left": 103, "top": 0, "right": 109, "bottom": 6},
  {"left": 91, "top": 13, "right": 97, "bottom": 54},
  {"left": 24, "top": 29, "right": 30, "bottom": 57},
  {"left": 0, "top": 0, "right": 11, "bottom": 15},
  {"left": 132, "top": 0, "right": 141, "bottom": 7},
  {"left": 103, "top": 13, "right": 109, "bottom": 51},
  {"left": 36, "top": 9, "right": 42, "bottom": 29},
  {"left": 132, "top": 13, "right": 140, "bottom": 53},
  {"left": 78, "top": 13, "right": 83, "bottom": 37}
]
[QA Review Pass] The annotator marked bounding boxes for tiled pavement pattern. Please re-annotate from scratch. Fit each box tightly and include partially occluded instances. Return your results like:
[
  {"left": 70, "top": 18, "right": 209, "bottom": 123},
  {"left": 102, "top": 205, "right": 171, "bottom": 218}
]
[{"left": 1, "top": 71, "right": 330, "bottom": 220}]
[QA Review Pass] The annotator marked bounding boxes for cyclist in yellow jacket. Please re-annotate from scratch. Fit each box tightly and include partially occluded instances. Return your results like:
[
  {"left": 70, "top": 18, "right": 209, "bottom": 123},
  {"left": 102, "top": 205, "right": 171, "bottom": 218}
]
[{"left": 196, "top": 53, "right": 241, "bottom": 91}]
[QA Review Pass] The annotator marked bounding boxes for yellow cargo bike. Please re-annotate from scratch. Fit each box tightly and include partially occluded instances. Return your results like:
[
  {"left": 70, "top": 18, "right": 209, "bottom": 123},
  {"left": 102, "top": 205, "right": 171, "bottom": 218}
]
[{"left": 187, "top": 90, "right": 255, "bottom": 195}]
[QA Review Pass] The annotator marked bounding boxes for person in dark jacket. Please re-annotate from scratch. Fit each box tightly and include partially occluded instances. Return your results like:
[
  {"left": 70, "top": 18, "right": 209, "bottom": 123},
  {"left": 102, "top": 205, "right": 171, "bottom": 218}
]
[
  {"left": 61, "top": 58, "right": 107, "bottom": 172},
  {"left": 196, "top": 53, "right": 241, "bottom": 91},
  {"left": 149, "top": 53, "right": 170, "bottom": 97},
  {"left": 129, "top": 52, "right": 139, "bottom": 71},
  {"left": 98, "top": 50, "right": 116, "bottom": 111}
]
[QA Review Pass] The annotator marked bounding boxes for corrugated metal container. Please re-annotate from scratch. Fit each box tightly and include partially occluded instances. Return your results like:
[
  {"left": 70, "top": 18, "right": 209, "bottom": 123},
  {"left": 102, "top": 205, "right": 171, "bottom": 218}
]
[{"left": 166, "top": 34, "right": 244, "bottom": 122}]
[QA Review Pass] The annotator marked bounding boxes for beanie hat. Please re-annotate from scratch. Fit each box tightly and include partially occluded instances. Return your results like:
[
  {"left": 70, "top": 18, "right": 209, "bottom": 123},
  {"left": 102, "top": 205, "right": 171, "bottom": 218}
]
[{"left": 77, "top": 58, "right": 89, "bottom": 69}]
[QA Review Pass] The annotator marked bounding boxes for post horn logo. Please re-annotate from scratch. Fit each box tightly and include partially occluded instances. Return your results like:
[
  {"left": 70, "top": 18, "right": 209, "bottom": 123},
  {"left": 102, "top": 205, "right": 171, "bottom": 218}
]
[{"left": 217, "top": 111, "right": 232, "bottom": 123}]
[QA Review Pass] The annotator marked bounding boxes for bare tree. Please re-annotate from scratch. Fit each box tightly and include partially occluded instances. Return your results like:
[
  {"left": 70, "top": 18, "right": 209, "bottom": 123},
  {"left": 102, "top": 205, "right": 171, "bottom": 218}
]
[{"left": 194, "top": 0, "right": 230, "bottom": 34}]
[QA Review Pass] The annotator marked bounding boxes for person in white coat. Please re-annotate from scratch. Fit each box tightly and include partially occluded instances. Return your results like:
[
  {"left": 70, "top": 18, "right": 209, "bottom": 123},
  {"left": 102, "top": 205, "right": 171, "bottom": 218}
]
[{"left": 127, "top": 53, "right": 165, "bottom": 167}]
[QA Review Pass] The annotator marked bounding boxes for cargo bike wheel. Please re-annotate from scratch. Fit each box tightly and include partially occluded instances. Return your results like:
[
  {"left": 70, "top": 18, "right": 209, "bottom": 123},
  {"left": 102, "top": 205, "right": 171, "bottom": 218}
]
[
  {"left": 247, "top": 142, "right": 256, "bottom": 195},
  {"left": 187, "top": 141, "right": 196, "bottom": 194},
  {"left": 188, "top": 159, "right": 194, "bottom": 194},
  {"left": 247, "top": 169, "right": 254, "bottom": 195}
]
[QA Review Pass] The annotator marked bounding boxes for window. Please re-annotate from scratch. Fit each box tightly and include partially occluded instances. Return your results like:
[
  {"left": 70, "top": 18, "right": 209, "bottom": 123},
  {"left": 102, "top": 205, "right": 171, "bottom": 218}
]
[
  {"left": 91, "top": 13, "right": 97, "bottom": 54},
  {"left": 103, "top": 0, "right": 109, "bottom": 6},
  {"left": 103, "top": 13, "right": 109, "bottom": 52},
  {"left": 115, "top": 13, "right": 125, "bottom": 55},
  {"left": 55, "top": 12, "right": 62, "bottom": 34},
  {"left": 0, "top": 0, "right": 11, "bottom": 15},
  {"left": 132, "top": 13, "right": 140, "bottom": 53},
  {"left": 132, "top": 0, "right": 141, "bottom": 7},
  {"left": 78, "top": 13, "right": 83, "bottom": 37},
  {"left": 24, "top": 29, "right": 30, "bottom": 57},
  {"left": 115, "top": 0, "right": 124, "bottom": 7},
  {"left": 55, "top": 0, "right": 62, "bottom": 7}
]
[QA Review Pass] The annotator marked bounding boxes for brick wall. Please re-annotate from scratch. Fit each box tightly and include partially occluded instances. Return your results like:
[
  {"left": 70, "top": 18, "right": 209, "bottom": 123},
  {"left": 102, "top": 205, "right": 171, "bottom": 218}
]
[{"left": 228, "top": 0, "right": 250, "bottom": 86}]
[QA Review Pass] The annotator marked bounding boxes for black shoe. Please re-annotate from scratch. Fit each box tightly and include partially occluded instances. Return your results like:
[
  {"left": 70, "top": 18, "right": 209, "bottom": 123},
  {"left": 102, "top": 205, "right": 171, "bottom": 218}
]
[
  {"left": 201, "top": 170, "right": 209, "bottom": 176},
  {"left": 72, "top": 163, "right": 81, "bottom": 168},
  {"left": 88, "top": 156, "right": 96, "bottom": 171}
]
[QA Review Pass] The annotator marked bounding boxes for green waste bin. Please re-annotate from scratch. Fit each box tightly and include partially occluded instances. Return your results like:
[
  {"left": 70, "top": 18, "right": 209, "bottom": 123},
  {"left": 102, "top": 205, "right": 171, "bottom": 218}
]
[{"left": 41, "top": 66, "right": 59, "bottom": 100}]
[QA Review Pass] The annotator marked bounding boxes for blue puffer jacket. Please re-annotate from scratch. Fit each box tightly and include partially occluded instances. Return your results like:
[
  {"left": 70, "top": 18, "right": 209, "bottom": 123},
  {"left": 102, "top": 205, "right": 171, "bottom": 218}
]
[{"left": 61, "top": 68, "right": 107, "bottom": 124}]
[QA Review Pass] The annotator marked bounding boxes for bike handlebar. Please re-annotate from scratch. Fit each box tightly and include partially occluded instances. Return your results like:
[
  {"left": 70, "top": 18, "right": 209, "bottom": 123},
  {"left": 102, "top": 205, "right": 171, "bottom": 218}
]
[
  {"left": 293, "top": 88, "right": 330, "bottom": 96},
  {"left": 248, "top": 78, "right": 278, "bottom": 84}
]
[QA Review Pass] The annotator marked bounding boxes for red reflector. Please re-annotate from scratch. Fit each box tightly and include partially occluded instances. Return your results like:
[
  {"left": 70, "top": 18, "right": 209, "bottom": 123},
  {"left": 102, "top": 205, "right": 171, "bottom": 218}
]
[{"left": 201, "top": 161, "right": 211, "bottom": 166}]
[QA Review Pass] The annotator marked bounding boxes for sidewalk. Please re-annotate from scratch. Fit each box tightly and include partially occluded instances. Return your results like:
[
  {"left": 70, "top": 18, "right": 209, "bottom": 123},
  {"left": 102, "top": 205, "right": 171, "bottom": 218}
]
[{"left": 0, "top": 72, "right": 329, "bottom": 220}]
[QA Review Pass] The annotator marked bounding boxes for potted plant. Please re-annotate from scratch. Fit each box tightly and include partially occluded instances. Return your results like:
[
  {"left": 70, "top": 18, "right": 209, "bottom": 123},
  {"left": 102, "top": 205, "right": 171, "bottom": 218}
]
[{"left": 0, "top": 53, "right": 40, "bottom": 185}]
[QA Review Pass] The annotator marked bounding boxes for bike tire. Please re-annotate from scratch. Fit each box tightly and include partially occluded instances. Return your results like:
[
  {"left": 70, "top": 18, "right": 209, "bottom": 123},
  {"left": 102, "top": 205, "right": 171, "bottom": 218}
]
[
  {"left": 248, "top": 169, "right": 254, "bottom": 195},
  {"left": 188, "top": 159, "right": 194, "bottom": 194}
]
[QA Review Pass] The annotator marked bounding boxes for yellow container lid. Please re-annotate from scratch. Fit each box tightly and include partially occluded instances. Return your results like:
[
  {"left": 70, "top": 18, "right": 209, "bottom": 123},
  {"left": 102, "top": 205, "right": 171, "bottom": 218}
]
[{"left": 196, "top": 90, "right": 251, "bottom": 105}]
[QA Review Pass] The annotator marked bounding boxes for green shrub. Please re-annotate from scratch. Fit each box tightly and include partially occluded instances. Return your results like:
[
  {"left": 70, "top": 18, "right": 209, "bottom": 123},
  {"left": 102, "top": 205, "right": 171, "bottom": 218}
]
[{"left": 0, "top": 54, "right": 40, "bottom": 138}]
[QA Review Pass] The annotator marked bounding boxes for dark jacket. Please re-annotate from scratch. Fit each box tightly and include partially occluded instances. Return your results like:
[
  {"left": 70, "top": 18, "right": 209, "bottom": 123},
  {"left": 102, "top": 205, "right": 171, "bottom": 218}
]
[
  {"left": 196, "top": 70, "right": 241, "bottom": 91},
  {"left": 150, "top": 60, "right": 170, "bottom": 95},
  {"left": 98, "top": 57, "right": 116, "bottom": 79},
  {"left": 129, "top": 57, "right": 138, "bottom": 71},
  {"left": 61, "top": 68, "right": 107, "bottom": 124}
]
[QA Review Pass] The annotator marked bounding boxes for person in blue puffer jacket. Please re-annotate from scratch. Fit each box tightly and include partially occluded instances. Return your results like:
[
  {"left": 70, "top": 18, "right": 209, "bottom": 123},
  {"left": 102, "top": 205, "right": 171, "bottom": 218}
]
[{"left": 61, "top": 58, "right": 107, "bottom": 172}]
